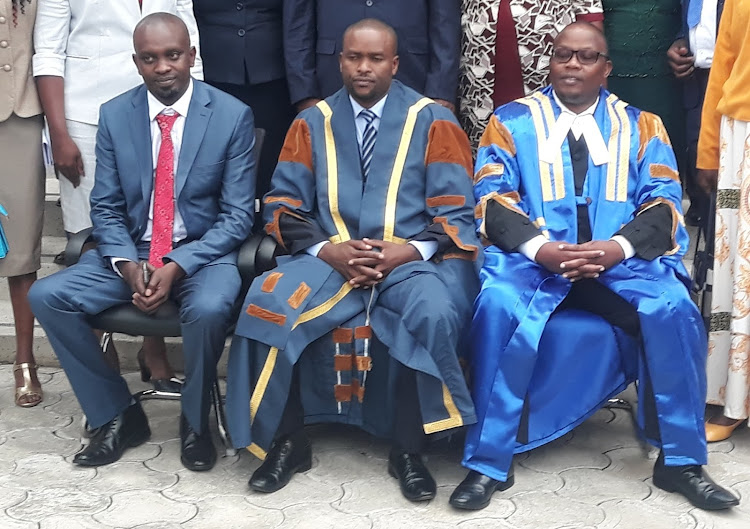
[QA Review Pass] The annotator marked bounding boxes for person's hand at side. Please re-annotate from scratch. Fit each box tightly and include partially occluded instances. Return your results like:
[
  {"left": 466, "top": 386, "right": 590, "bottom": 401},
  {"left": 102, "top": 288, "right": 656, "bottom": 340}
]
[
  {"left": 50, "top": 131, "right": 84, "bottom": 187},
  {"left": 317, "top": 240, "right": 384, "bottom": 287},
  {"left": 132, "top": 262, "right": 185, "bottom": 314},
  {"left": 667, "top": 38, "right": 695, "bottom": 79},
  {"left": 698, "top": 168, "right": 719, "bottom": 194}
]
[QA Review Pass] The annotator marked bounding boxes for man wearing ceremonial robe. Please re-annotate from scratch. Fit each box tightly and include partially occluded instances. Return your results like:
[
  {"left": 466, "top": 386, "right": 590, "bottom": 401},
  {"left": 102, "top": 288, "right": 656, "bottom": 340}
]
[
  {"left": 450, "top": 21, "right": 739, "bottom": 512},
  {"left": 226, "top": 19, "right": 480, "bottom": 502}
]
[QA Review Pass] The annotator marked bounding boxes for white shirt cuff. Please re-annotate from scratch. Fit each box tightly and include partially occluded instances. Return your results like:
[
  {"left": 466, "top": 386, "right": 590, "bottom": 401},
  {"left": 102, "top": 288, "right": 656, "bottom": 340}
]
[
  {"left": 517, "top": 235, "right": 548, "bottom": 262},
  {"left": 611, "top": 235, "right": 636, "bottom": 259},
  {"left": 32, "top": 54, "right": 66, "bottom": 77},
  {"left": 306, "top": 241, "right": 329, "bottom": 257},
  {"left": 408, "top": 240, "right": 438, "bottom": 261},
  {"left": 110, "top": 257, "right": 133, "bottom": 278}
]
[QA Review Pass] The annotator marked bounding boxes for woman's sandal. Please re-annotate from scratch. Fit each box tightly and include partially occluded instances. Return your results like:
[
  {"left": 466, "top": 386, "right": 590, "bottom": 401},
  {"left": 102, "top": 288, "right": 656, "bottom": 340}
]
[{"left": 13, "top": 362, "right": 43, "bottom": 408}]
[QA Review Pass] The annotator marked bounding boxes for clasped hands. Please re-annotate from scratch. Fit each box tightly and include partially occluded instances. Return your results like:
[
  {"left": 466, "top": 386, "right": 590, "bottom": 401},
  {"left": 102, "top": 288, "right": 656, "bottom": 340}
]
[
  {"left": 117, "top": 260, "right": 186, "bottom": 314},
  {"left": 535, "top": 240, "right": 625, "bottom": 282},
  {"left": 318, "top": 238, "right": 421, "bottom": 288}
]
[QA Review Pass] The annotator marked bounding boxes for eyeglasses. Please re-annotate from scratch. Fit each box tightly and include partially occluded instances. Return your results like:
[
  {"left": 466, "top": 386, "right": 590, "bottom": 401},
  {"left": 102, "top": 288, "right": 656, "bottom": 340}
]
[{"left": 551, "top": 47, "right": 610, "bottom": 65}]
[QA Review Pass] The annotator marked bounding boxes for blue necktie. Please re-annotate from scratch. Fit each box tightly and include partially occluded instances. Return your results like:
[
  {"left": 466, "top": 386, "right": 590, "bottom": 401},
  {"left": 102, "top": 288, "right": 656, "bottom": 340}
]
[
  {"left": 359, "top": 109, "right": 377, "bottom": 180},
  {"left": 687, "top": 0, "right": 703, "bottom": 28}
]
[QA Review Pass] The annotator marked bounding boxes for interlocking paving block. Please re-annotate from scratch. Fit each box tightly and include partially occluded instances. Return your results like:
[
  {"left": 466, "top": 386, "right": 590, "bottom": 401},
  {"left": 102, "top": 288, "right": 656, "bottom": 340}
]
[
  {"left": 708, "top": 439, "right": 735, "bottom": 454},
  {"left": 424, "top": 454, "right": 474, "bottom": 487},
  {"left": 131, "top": 523, "right": 183, "bottom": 529},
  {"left": 93, "top": 490, "right": 197, "bottom": 527},
  {"left": 370, "top": 509, "right": 464, "bottom": 529},
  {"left": 597, "top": 499, "right": 697, "bottom": 529},
  {"left": 39, "top": 514, "right": 118, "bottom": 529},
  {"left": 0, "top": 398, "right": 71, "bottom": 432},
  {"left": 0, "top": 483, "right": 27, "bottom": 510},
  {"left": 0, "top": 454, "right": 95, "bottom": 491},
  {"left": 557, "top": 467, "right": 651, "bottom": 505},
  {"left": 0, "top": 514, "right": 36, "bottom": 529},
  {"left": 520, "top": 435, "right": 611, "bottom": 475},
  {"left": 163, "top": 463, "right": 249, "bottom": 503},
  {"left": 505, "top": 491, "right": 606, "bottom": 528},
  {"left": 248, "top": 472, "right": 345, "bottom": 509},
  {"left": 83, "top": 461, "right": 178, "bottom": 495},
  {"left": 309, "top": 447, "right": 384, "bottom": 485},
  {"left": 1, "top": 427, "right": 80, "bottom": 460},
  {"left": 7, "top": 487, "right": 110, "bottom": 522},
  {"left": 704, "top": 452, "right": 750, "bottom": 488},
  {"left": 281, "top": 503, "right": 371, "bottom": 529},
  {"left": 43, "top": 390, "right": 83, "bottom": 418},
  {"left": 184, "top": 495, "right": 284, "bottom": 528},
  {"left": 143, "top": 439, "right": 183, "bottom": 473},
  {"left": 456, "top": 519, "right": 518, "bottom": 529},
  {"left": 603, "top": 446, "right": 656, "bottom": 481},
  {"left": 643, "top": 476, "right": 693, "bottom": 511},
  {"left": 335, "top": 476, "right": 424, "bottom": 515},
  {"left": 500, "top": 462, "right": 565, "bottom": 495},
  {"left": 118, "top": 441, "right": 162, "bottom": 464},
  {"left": 567, "top": 410, "right": 643, "bottom": 454}
]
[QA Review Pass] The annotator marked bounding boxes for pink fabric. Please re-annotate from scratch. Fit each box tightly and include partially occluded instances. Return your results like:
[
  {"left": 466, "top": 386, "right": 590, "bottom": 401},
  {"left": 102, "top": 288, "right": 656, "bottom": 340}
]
[{"left": 148, "top": 112, "right": 179, "bottom": 268}]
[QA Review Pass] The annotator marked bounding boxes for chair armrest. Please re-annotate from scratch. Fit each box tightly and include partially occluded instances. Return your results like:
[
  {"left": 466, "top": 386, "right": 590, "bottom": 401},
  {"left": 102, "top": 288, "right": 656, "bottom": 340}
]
[
  {"left": 256, "top": 234, "right": 281, "bottom": 275},
  {"left": 237, "top": 233, "right": 264, "bottom": 282},
  {"left": 64, "top": 228, "right": 95, "bottom": 266}
]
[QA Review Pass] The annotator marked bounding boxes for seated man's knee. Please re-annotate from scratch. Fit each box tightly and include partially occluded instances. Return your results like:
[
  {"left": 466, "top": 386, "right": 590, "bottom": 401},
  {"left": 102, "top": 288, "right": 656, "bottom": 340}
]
[
  {"left": 180, "top": 293, "right": 235, "bottom": 327},
  {"left": 28, "top": 276, "right": 69, "bottom": 318}
]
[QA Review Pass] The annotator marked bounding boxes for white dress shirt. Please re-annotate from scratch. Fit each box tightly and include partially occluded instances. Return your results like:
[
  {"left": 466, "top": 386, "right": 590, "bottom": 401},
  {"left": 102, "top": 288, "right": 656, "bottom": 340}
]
[
  {"left": 688, "top": 0, "right": 718, "bottom": 69},
  {"left": 111, "top": 81, "right": 193, "bottom": 273},
  {"left": 306, "top": 93, "right": 438, "bottom": 261},
  {"left": 518, "top": 91, "right": 635, "bottom": 262}
]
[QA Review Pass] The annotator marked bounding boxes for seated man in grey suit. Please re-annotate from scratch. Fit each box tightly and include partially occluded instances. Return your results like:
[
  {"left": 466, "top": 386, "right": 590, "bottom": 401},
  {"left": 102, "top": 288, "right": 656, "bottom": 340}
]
[{"left": 29, "top": 13, "right": 256, "bottom": 472}]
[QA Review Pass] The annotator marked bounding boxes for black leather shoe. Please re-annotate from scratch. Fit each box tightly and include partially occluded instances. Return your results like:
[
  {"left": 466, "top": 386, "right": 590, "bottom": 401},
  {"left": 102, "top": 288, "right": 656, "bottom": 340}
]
[
  {"left": 73, "top": 402, "right": 150, "bottom": 467},
  {"left": 151, "top": 377, "right": 183, "bottom": 394},
  {"left": 249, "top": 432, "right": 312, "bottom": 493},
  {"left": 387, "top": 450, "right": 436, "bottom": 502},
  {"left": 653, "top": 452, "right": 739, "bottom": 510},
  {"left": 449, "top": 468, "right": 515, "bottom": 510},
  {"left": 180, "top": 415, "right": 216, "bottom": 471}
]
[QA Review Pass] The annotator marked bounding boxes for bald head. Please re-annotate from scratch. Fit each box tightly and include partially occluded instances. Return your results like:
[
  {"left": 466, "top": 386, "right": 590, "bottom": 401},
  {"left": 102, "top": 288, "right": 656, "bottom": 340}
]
[
  {"left": 554, "top": 21, "right": 608, "bottom": 55},
  {"left": 132, "top": 12, "right": 195, "bottom": 106},
  {"left": 343, "top": 18, "right": 398, "bottom": 56}
]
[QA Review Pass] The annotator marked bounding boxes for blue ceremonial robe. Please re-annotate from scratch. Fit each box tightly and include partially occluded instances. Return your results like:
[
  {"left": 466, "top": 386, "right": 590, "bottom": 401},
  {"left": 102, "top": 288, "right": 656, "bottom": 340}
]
[
  {"left": 227, "top": 81, "right": 481, "bottom": 459},
  {"left": 466, "top": 86, "right": 708, "bottom": 482}
]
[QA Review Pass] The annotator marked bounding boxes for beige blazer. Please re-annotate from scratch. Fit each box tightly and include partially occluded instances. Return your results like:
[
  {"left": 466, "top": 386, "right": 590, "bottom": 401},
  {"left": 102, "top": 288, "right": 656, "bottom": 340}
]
[
  {"left": 33, "top": 0, "right": 203, "bottom": 125},
  {"left": 0, "top": 0, "right": 42, "bottom": 121}
]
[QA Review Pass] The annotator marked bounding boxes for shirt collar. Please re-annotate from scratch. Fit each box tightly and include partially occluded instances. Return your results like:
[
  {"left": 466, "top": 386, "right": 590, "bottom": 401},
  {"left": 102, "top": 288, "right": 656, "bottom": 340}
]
[
  {"left": 349, "top": 93, "right": 388, "bottom": 120},
  {"left": 147, "top": 79, "right": 193, "bottom": 121},
  {"left": 552, "top": 90, "right": 599, "bottom": 117}
]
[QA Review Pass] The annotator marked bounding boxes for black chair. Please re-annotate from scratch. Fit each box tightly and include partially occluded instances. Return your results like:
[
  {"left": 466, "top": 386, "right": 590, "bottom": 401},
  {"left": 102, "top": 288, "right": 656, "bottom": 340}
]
[{"left": 65, "top": 128, "right": 266, "bottom": 455}]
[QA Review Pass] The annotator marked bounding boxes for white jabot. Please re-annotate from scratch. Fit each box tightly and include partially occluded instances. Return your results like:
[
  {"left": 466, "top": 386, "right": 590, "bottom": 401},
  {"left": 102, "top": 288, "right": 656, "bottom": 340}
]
[
  {"left": 540, "top": 92, "right": 609, "bottom": 167},
  {"left": 688, "top": 0, "right": 718, "bottom": 69}
]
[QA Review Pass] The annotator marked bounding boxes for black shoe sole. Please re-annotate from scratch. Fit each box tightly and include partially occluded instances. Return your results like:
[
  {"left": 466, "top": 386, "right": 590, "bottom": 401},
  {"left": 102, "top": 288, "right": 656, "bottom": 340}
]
[
  {"left": 387, "top": 463, "right": 437, "bottom": 502},
  {"left": 73, "top": 427, "right": 151, "bottom": 467},
  {"left": 653, "top": 474, "right": 740, "bottom": 511},
  {"left": 449, "top": 474, "right": 515, "bottom": 511},
  {"left": 249, "top": 456, "right": 313, "bottom": 493}
]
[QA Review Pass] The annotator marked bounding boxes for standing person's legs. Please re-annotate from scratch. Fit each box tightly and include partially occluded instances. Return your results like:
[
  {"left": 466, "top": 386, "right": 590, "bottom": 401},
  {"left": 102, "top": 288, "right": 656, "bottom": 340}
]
[
  {"left": 0, "top": 114, "right": 46, "bottom": 406},
  {"left": 683, "top": 69, "right": 711, "bottom": 226}
]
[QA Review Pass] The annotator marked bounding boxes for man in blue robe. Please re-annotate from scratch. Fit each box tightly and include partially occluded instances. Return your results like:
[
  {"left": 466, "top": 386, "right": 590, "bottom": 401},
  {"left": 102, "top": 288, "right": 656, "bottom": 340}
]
[
  {"left": 226, "top": 19, "right": 480, "bottom": 502},
  {"left": 451, "top": 22, "right": 739, "bottom": 512}
]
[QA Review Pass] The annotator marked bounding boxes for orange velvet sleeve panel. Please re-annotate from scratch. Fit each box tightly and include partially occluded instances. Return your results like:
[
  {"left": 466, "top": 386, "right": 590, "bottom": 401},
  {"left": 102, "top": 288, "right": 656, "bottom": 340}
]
[
  {"left": 424, "top": 119, "right": 474, "bottom": 178},
  {"left": 277, "top": 118, "right": 313, "bottom": 172}
]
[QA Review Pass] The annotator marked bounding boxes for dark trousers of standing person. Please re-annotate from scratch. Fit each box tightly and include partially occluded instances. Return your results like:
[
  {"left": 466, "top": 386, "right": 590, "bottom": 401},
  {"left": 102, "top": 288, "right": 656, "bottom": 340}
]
[
  {"left": 208, "top": 76, "right": 296, "bottom": 226},
  {"left": 683, "top": 68, "right": 711, "bottom": 226}
]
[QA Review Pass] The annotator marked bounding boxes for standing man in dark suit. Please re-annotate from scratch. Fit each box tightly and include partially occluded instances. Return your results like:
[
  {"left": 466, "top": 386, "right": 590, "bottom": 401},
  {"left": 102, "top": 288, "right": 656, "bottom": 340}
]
[
  {"left": 193, "top": 0, "right": 296, "bottom": 200},
  {"left": 285, "top": 0, "right": 460, "bottom": 113},
  {"left": 29, "top": 13, "right": 256, "bottom": 472}
]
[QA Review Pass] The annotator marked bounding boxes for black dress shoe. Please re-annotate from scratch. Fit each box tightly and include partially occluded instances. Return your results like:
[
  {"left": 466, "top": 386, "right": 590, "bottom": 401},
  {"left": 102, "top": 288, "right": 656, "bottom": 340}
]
[
  {"left": 73, "top": 402, "right": 150, "bottom": 467},
  {"left": 180, "top": 415, "right": 216, "bottom": 471},
  {"left": 387, "top": 450, "right": 436, "bottom": 502},
  {"left": 653, "top": 452, "right": 739, "bottom": 510},
  {"left": 249, "top": 432, "right": 312, "bottom": 493},
  {"left": 449, "top": 468, "right": 515, "bottom": 510},
  {"left": 137, "top": 347, "right": 182, "bottom": 394}
]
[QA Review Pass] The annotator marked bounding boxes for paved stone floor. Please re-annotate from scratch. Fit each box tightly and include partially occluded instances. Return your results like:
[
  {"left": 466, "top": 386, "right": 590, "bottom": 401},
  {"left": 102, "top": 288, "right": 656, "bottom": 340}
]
[{"left": 1, "top": 365, "right": 749, "bottom": 528}]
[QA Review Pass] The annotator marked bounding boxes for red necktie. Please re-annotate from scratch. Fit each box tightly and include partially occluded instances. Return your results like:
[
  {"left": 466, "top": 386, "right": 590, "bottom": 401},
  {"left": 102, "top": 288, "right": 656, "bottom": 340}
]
[{"left": 149, "top": 112, "right": 179, "bottom": 268}]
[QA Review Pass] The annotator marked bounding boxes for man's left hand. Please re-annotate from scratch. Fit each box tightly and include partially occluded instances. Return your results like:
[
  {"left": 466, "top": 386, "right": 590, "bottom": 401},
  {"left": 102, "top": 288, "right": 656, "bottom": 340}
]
[
  {"left": 434, "top": 99, "right": 456, "bottom": 114},
  {"left": 132, "top": 262, "right": 186, "bottom": 314},
  {"left": 346, "top": 238, "right": 421, "bottom": 286}
]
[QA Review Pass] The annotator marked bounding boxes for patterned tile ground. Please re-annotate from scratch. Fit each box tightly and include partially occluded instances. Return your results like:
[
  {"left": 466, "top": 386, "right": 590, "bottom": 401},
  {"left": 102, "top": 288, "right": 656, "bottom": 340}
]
[{"left": 0, "top": 365, "right": 747, "bottom": 528}]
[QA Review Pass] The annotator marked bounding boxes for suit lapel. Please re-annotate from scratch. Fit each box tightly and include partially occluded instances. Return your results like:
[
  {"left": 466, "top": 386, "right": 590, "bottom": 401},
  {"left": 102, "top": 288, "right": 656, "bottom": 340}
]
[
  {"left": 129, "top": 86, "right": 154, "bottom": 208},
  {"left": 176, "top": 81, "right": 212, "bottom": 197}
]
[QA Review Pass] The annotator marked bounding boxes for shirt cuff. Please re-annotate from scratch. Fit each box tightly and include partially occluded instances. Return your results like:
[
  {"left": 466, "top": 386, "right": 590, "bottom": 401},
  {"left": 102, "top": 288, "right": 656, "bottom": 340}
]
[
  {"left": 306, "top": 241, "right": 329, "bottom": 257},
  {"left": 408, "top": 240, "right": 438, "bottom": 261},
  {"left": 32, "top": 54, "right": 66, "bottom": 77},
  {"left": 517, "top": 235, "right": 548, "bottom": 262},
  {"left": 110, "top": 257, "right": 133, "bottom": 278},
  {"left": 611, "top": 235, "right": 636, "bottom": 259}
]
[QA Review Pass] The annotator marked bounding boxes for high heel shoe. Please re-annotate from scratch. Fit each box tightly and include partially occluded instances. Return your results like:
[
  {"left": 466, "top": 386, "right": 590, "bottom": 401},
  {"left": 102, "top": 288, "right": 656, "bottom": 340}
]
[
  {"left": 136, "top": 347, "right": 183, "bottom": 394},
  {"left": 13, "top": 362, "right": 43, "bottom": 408},
  {"left": 705, "top": 419, "right": 745, "bottom": 442}
]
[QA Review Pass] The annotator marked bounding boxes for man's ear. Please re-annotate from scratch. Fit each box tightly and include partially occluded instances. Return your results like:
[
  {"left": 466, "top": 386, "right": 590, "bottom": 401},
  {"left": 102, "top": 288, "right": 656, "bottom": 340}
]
[
  {"left": 391, "top": 55, "right": 399, "bottom": 76},
  {"left": 132, "top": 53, "right": 141, "bottom": 74},
  {"left": 189, "top": 46, "right": 196, "bottom": 68},
  {"left": 339, "top": 51, "right": 344, "bottom": 72}
]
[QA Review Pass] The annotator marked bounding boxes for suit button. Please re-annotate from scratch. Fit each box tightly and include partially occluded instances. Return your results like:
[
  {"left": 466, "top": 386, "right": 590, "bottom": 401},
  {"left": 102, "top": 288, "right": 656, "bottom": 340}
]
[
  {"left": 0, "top": 41, "right": 7, "bottom": 48},
  {"left": 2, "top": 64, "right": 11, "bottom": 72},
  {"left": 366, "top": 0, "right": 373, "bottom": 5},
  {"left": 238, "top": 29, "right": 246, "bottom": 37},
  {"left": 236, "top": 2, "right": 243, "bottom": 9},
  {"left": 0, "top": 16, "right": 6, "bottom": 24}
]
